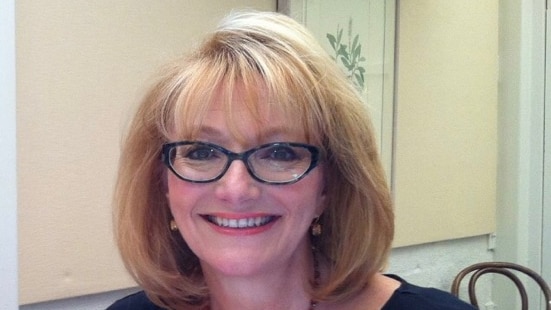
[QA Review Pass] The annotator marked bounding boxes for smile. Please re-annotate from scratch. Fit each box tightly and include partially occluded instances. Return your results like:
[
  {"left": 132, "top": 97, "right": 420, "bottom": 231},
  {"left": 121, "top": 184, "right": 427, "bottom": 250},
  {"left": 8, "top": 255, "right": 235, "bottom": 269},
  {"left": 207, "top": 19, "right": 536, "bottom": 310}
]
[{"left": 205, "top": 215, "right": 277, "bottom": 229}]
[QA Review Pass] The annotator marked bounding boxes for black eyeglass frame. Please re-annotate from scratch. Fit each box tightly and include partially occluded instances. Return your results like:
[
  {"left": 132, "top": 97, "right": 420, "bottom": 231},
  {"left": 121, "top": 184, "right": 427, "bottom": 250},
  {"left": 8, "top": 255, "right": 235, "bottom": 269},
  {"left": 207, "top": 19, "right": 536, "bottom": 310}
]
[{"left": 161, "top": 141, "right": 321, "bottom": 185}]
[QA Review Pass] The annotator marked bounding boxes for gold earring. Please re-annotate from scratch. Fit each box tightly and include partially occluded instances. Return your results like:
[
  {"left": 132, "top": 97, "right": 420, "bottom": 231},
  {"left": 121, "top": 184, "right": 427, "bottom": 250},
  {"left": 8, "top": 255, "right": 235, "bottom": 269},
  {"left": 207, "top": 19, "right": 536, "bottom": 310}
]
[
  {"left": 311, "top": 218, "right": 322, "bottom": 236},
  {"left": 170, "top": 219, "right": 178, "bottom": 231}
]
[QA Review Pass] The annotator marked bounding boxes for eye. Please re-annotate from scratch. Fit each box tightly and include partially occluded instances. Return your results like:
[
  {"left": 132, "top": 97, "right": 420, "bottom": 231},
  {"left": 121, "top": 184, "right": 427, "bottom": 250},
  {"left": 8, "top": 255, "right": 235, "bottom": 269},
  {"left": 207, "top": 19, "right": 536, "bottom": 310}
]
[
  {"left": 259, "top": 145, "right": 301, "bottom": 161},
  {"left": 181, "top": 145, "right": 219, "bottom": 161}
]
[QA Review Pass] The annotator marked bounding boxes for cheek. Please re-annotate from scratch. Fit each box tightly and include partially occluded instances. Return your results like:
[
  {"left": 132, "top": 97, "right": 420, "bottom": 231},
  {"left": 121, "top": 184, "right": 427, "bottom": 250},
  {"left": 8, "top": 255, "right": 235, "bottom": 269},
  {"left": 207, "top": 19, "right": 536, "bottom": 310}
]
[
  {"left": 165, "top": 173, "right": 194, "bottom": 213},
  {"left": 291, "top": 170, "right": 326, "bottom": 216}
]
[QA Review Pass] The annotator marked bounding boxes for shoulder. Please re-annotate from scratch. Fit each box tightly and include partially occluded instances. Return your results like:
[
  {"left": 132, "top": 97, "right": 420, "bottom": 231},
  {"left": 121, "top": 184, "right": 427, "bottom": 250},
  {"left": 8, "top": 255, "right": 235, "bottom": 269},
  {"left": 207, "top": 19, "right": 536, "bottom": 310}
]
[
  {"left": 381, "top": 275, "right": 476, "bottom": 310},
  {"left": 106, "top": 291, "right": 164, "bottom": 310}
]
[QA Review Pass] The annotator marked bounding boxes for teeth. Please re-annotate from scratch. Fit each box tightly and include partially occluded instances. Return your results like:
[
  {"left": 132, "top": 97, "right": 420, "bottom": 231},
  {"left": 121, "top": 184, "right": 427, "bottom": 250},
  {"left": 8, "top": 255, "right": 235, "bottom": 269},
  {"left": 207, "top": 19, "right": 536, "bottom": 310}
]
[
  {"left": 238, "top": 219, "right": 247, "bottom": 228},
  {"left": 208, "top": 215, "right": 273, "bottom": 229}
]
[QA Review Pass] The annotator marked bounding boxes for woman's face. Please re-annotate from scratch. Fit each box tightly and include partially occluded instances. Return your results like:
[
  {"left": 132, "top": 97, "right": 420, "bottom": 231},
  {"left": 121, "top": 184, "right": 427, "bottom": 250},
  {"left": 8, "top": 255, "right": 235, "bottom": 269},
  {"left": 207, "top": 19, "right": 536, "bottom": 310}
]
[{"left": 166, "top": 90, "right": 326, "bottom": 278}]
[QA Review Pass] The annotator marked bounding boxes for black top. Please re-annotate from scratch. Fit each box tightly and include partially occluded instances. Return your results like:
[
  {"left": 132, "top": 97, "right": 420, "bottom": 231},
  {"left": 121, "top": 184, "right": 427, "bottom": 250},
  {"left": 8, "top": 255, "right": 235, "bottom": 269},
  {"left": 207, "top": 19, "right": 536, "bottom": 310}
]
[
  {"left": 107, "top": 275, "right": 475, "bottom": 309},
  {"left": 382, "top": 275, "right": 475, "bottom": 310}
]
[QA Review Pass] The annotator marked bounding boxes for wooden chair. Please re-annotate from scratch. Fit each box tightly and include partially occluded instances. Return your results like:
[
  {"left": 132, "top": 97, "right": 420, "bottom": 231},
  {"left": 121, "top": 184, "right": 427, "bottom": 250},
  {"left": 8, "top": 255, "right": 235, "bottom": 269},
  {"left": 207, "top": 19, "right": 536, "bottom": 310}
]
[{"left": 451, "top": 262, "right": 551, "bottom": 310}]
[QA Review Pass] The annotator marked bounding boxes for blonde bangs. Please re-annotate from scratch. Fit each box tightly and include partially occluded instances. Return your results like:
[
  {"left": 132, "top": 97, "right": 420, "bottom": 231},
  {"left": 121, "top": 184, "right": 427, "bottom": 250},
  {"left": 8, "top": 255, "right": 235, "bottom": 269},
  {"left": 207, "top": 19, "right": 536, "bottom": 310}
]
[
  {"left": 158, "top": 39, "right": 326, "bottom": 147},
  {"left": 158, "top": 59, "right": 222, "bottom": 142},
  {"left": 261, "top": 57, "right": 327, "bottom": 147}
]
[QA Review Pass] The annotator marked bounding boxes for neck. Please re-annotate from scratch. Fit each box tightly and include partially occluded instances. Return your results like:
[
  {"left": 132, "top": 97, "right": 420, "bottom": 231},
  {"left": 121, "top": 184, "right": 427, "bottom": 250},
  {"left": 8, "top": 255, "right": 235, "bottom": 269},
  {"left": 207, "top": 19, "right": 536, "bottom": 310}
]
[{"left": 209, "top": 289, "right": 312, "bottom": 310}]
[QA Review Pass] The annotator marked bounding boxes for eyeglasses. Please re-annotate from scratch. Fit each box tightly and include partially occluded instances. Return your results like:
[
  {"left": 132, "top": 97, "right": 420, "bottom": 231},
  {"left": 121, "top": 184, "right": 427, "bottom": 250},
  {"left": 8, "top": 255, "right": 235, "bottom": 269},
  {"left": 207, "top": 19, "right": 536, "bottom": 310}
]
[{"left": 161, "top": 141, "right": 321, "bottom": 185}]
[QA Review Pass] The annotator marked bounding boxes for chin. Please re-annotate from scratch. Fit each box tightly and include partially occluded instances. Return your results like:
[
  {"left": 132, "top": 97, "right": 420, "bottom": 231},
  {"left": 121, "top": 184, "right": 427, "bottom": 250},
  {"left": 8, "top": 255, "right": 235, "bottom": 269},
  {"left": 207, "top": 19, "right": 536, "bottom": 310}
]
[{"left": 201, "top": 255, "right": 268, "bottom": 277}]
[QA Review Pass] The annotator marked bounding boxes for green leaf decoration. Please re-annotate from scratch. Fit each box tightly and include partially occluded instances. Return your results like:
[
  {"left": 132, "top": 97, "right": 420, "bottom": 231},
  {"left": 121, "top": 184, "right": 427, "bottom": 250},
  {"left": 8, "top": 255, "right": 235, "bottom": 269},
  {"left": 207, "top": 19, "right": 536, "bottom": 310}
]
[
  {"left": 355, "top": 73, "right": 363, "bottom": 86},
  {"left": 352, "top": 35, "right": 359, "bottom": 52},
  {"left": 326, "top": 19, "right": 366, "bottom": 91},
  {"left": 327, "top": 33, "right": 337, "bottom": 49}
]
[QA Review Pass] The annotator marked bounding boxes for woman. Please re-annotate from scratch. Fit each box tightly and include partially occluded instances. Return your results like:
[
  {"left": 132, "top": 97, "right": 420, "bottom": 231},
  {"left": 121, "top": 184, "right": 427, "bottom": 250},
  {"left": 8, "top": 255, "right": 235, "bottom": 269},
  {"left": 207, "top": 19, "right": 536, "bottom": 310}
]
[{"left": 108, "top": 11, "right": 474, "bottom": 310}]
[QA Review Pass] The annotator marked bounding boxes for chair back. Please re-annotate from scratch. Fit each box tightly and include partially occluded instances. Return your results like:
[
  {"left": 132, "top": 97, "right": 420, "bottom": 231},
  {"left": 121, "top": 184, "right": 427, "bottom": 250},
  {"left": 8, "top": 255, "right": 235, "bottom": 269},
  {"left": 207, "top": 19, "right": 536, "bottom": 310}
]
[{"left": 451, "top": 262, "right": 551, "bottom": 310}]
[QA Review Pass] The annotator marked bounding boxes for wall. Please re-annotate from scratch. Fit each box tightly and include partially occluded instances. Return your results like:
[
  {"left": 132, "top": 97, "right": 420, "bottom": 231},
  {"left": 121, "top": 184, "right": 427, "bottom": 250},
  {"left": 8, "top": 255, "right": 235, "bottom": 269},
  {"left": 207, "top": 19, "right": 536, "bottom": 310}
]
[
  {"left": 393, "top": 0, "right": 498, "bottom": 246},
  {"left": 0, "top": 0, "right": 18, "bottom": 309},
  {"left": 16, "top": 0, "right": 275, "bottom": 306},
  {"left": 389, "top": 235, "right": 494, "bottom": 306},
  {"left": 496, "top": 0, "right": 548, "bottom": 308},
  {"left": 544, "top": 4, "right": 551, "bottom": 299}
]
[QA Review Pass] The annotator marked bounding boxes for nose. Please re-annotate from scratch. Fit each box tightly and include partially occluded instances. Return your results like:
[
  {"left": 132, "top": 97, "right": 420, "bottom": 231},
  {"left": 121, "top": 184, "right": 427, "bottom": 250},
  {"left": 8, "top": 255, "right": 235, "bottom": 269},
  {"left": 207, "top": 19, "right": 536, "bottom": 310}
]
[{"left": 214, "top": 159, "right": 260, "bottom": 204}]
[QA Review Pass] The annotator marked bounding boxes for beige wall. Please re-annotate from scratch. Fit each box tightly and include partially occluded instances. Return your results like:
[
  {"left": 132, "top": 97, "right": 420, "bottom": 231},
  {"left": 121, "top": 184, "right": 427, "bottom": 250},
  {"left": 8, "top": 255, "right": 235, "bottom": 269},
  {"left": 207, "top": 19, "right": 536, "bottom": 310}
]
[
  {"left": 393, "top": 0, "right": 498, "bottom": 246},
  {"left": 17, "top": 0, "right": 275, "bottom": 305}
]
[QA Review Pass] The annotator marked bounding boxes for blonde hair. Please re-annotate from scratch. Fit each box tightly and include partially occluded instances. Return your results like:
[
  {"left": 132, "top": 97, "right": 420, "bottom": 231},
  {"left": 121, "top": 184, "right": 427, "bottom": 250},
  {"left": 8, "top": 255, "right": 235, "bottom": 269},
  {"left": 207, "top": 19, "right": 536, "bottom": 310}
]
[{"left": 114, "top": 10, "right": 393, "bottom": 309}]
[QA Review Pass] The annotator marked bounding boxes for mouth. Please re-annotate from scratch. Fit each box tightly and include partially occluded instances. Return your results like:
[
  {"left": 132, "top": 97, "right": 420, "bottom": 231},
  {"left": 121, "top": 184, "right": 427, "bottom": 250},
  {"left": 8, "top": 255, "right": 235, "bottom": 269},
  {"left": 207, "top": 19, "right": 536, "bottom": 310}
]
[{"left": 204, "top": 215, "right": 278, "bottom": 229}]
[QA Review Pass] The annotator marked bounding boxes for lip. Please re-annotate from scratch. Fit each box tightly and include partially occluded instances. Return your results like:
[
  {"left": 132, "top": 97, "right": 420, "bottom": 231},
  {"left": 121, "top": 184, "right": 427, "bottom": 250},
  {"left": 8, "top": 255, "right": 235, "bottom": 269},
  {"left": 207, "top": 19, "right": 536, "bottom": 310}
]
[{"left": 201, "top": 214, "right": 280, "bottom": 235}]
